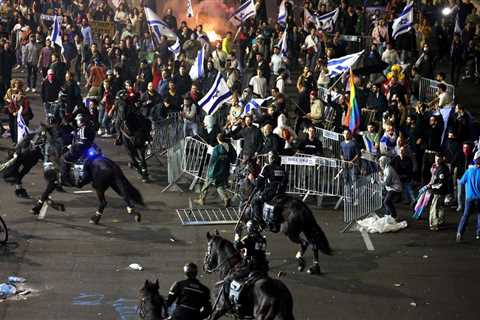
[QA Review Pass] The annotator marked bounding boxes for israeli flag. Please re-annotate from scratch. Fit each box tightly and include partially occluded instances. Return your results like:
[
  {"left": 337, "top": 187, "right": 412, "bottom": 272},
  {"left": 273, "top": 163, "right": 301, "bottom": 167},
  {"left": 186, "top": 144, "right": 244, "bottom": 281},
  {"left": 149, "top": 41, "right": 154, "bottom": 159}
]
[
  {"left": 229, "top": 0, "right": 256, "bottom": 27},
  {"left": 327, "top": 50, "right": 364, "bottom": 77},
  {"left": 362, "top": 135, "right": 377, "bottom": 154},
  {"left": 304, "top": 8, "right": 317, "bottom": 31},
  {"left": 454, "top": 12, "right": 463, "bottom": 35},
  {"left": 168, "top": 37, "right": 181, "bottom": 60},
  {"left": 145, "top": 7, "right": 177, "bottom": 41},
  {"left": 392, "top": 2, "right": 414, "bottom": 39},
  {"left": 278, "top": 32, "right": 288, "bottom": 59},
  {"left": 278, "top": 0, "right": 287, "bottom": 27},
  {"left": 199, "top": 73, "right": 232, "bottom": 115},
  {"left": 50, "top": 15, "right": 63, "bottom": 50},
  {"left": 243, "top": 97, "right": 273, "bottom": 116},
  {"left": 17, "top": 107, "right": 29, "bottom": 144},
  {"left": 316, "top": 8, "right": 339, "bottom": 32},
  {"left": 189, "top": 46, "right": 205, "bottom": 81}
]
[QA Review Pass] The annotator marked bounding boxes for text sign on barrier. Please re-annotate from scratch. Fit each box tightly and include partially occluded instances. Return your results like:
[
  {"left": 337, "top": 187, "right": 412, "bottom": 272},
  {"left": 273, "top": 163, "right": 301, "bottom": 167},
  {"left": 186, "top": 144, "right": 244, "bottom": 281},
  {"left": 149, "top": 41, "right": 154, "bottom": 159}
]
[
  {"left": 281, "top": 156, "right": 316, "bottom": 166},
  {"left": 322, "top": 130, "right": 340, "bottom": 141},
  {"left": 315, "top": 157, "right": 338, "bottom": 168}
]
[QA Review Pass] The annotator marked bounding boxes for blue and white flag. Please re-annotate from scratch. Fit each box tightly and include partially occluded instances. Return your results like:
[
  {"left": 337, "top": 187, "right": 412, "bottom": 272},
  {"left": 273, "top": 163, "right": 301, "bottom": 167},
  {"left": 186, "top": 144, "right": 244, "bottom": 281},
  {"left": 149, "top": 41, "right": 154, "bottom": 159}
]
[
  {"left": 362, "top": 134, "right": 377, "bottom": 154},
  {"left": 229, "top": 0, "right": 256, "bottom": 27},
  {"left": 278, "top": 0, "right": 287, "bottom": 27},
  {"left": 243, "top": 96, "right": 273, "bottom": 116},
  {"left": 454, "top": 12, "right": 463, "bottom": 35},
  {"left": 440, "top": 104, "right": 454, "bottom": 145},
  {"left": 327, "top": 50, "right": 364, "bottom": 77},
  {"left": 392, "top": 2, "right": 414, "bottom": 39},
  {"left": 145, "top": 7, "right": 177, "bottom": 41},
  {"left": 279, "top": 32, "right": 288, "bottom": 59},
  {"left": 304, "top": 8, "right": 317, "bottom": 31},
  {"left": 17, "top": 107, "right": 29, "bottom": 144},
  {"left": 316, "top": 8, "right": 339, "bottom": 32},
  {"left": 168, "top": 37, "right": 181, "bottom": 60},
  {"left": 189, "top": 46, "right": 205, "bottom": 81},
  {"left": 199, "top": 73, "right": 232, "bottom": 115},
  {"left": 50, "top": 15, "right": 63, "bottom": 50}
]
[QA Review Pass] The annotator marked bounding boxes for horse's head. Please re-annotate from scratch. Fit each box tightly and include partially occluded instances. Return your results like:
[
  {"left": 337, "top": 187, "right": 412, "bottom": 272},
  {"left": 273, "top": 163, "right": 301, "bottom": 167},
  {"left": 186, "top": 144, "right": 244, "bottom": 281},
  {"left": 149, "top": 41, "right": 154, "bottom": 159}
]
[
  {"left": 139, "top": 279, "right": 165, "bottom": 319},
  {"left": 204, "top": 231, "right": 240, "bottom": 274},
  {"left": 140, "top": 279, "right": 160, "bottom": 300}
]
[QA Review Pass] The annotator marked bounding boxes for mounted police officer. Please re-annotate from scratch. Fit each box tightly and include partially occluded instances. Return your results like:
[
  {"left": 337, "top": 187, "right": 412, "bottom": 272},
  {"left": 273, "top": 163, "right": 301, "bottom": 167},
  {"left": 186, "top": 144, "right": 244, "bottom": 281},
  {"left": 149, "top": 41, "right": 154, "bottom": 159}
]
[
  {"left": 166, "top": 262, "right": 212, "bottom": 320},
  {"left": 250, "top": 152, "right": 288, "bottom": 225},
  {"left": 61, "top": 113, "right": 96, "bottom": 185},
  {"left": 234, "top": 220, "right": 269, "bottom": 276}
]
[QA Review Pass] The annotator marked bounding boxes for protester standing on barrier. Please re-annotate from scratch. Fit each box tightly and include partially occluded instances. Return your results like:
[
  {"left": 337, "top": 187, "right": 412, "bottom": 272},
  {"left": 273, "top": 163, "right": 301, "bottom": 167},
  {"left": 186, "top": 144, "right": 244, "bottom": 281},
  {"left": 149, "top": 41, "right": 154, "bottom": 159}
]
[
  {"left": 428, "top": 153, "right": 452, "bottom": 231},
  {"left": 251, "top": 152, "right": 287, "bottom": 226},
  {"left": 298, "top": 126, "right": 323, "bottom": 156},
  {"left": 379, "top": 156, "right": 402, "bottom": 219},
  {"left": 340, "top": 129, "right": 360, "bottom": 184},
  {"left": 456, "top": 152, "right": 480, "bottom": 243},
  {"left": 195, "top": 133, "right": 236, "bottom": 208}
]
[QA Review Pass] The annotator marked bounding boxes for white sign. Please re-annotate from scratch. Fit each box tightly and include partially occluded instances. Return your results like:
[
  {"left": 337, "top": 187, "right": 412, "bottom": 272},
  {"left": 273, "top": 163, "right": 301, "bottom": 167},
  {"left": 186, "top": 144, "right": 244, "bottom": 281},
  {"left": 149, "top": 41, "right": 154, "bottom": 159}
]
[
  {"left": 322, "top": 129, "right": 340, "bottom": 141},
  {"left": 281, "top": 156, "right": 316, "bottom": 166}
]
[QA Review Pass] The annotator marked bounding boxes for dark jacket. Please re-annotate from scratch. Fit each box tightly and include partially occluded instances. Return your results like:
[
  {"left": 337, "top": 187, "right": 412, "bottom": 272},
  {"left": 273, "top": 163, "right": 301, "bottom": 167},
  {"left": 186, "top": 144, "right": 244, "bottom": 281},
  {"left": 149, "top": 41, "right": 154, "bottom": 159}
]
[
  {"left": 392, "top": 155, "right": 414, "bottom": 183},
  {"left": 166, "top": 278, "right": 211, "bottom": 320},
  {"left": 231, "top": 125, "right": 263, "bottom": 158},
  {"left": 41, "top": 79, "right": 62, "bottom": 103},
  {"left": 430, "top": 163, "right": 452, "bottom": 195},
  {"left": 260, "top": 133, "right": 284, "bottom": 155}
]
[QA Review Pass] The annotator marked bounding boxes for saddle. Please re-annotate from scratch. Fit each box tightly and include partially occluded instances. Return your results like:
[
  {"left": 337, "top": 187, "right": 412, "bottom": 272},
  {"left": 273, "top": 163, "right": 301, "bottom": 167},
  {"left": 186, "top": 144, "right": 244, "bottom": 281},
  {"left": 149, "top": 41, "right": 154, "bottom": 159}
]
[{"left": 67, "top": 145, "right": 101, "bottom": 187}]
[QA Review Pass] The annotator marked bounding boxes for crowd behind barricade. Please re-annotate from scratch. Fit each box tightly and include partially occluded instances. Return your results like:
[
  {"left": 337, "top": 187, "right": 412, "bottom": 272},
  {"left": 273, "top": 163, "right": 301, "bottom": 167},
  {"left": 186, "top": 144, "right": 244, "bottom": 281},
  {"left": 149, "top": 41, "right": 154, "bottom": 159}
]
[{"left": 1, "top": 0, "right": 480, "bottom": 242}]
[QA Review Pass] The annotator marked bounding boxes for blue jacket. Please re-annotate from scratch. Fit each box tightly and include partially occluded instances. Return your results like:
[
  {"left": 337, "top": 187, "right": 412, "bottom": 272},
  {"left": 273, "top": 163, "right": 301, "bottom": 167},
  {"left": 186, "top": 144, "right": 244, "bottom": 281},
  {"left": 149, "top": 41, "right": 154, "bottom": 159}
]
[{"left": 460, "top": 166, "right": 480, "bottom": 200}]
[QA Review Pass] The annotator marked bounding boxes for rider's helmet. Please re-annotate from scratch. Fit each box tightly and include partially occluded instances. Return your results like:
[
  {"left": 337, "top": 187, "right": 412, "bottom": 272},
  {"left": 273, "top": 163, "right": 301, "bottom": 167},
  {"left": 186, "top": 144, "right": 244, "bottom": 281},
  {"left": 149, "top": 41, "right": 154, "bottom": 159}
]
[
  {"left": 246, "top": 220, "right": 258, "bottom": 233},
  {"left": 75, "top": 113, "right": 85, "bottom": 127},
  {"left": 184, "top": 262, "right": 198, "bottom": 279}
]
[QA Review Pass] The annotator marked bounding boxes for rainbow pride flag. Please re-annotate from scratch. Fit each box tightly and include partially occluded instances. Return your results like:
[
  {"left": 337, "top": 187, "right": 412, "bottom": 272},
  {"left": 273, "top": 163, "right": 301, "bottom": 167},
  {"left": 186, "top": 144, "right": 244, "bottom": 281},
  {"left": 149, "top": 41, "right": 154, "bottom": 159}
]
[{"left": 343, "top": 68, "right": 361, "bottom": 133}]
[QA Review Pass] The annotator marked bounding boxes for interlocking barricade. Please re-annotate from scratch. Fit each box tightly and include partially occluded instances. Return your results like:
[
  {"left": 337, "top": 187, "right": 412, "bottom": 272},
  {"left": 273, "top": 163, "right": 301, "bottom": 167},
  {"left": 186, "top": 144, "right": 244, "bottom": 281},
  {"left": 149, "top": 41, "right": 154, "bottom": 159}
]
[
  {"left": 314, "top": 127, "right": 345, "bottom": 159},
  {"left": 176, "top": 207, "right": 241, "bottom": 225},
  {"left": 419, "top": 77, "right": 455, "bottom": 102},
  {"left": 182, "top": 136, "right": 210, "bottom": 181},
  {"left": 343, "top": 169, "right": 383, "bottom": 224},
  {"left": 149, "top": 113, "right": 184, "bottom": 160},
  {"left": 162, "top": 139, "right": 185, "bottom": 192}
]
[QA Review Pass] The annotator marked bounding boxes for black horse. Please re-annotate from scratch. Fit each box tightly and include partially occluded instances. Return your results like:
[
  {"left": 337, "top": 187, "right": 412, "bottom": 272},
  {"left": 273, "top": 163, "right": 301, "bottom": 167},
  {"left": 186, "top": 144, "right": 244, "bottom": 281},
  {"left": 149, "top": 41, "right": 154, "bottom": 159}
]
[
  {"left": 138, "top": 279, "right": 168, "bottom": 320},
  {"left": 204, "top": 231, "right": 295, "bottom": 320},
  {"left": 115, "top": 92, "right": 150, "bottom": 182},
  {"left": 242, "top": 194, "right": 332, "bottom": 275}
]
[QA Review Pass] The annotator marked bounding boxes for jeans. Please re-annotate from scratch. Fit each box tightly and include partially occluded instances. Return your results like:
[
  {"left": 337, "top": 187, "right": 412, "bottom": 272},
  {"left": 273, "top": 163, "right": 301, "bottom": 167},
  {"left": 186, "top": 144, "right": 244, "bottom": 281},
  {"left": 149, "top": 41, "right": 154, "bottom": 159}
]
[
  {"left": 98, "top": 105, "right": 112, "bottom": 131},
  {"left": 183, "top": 120, "right": 198, "bottom": 137},
  {"left": 384, "top": 190, "right": 399, "bottom": 218},
  {"left": 457, "top": 180, "right": 465, "bottom": 210},
  {"left": 402, "top": 182, "right": 416, "bottom": 204},
  {"left": 457, "top": 199, "right": 480, "bottom": 237},
  {"left": 26, "top": 64, "right": 38, "bottom": 89}
]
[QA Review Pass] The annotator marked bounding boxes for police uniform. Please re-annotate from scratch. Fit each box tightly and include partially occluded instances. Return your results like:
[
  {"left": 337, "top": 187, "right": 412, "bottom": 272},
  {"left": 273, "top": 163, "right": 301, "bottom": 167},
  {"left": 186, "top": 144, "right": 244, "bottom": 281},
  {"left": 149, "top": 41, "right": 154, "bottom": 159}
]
[
  {"left": 166, "top": 278, "right": 212, "bottom": 320},
  {"left": 235, "top": 230, "right": 269, "bottom": 275},
  {"left": 251, "top": 162, "right": 288, "bottom": 223}
]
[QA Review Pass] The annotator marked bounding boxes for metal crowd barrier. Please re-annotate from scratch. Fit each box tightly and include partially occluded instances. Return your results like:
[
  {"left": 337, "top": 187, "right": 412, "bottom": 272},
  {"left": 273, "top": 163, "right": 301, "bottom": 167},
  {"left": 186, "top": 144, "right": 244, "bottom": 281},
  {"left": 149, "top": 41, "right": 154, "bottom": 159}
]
[
  {"left": 418, "top": 77, "right": 455, "bottom": 102},
  {"left": 148, "top": 112, "right": 184, "bottom": 161},
  {"left": 314, "top": 127, "right": 344, "bottom": 159},
  {"left": 343, "top": 171, "right": 383, "bottom": 229}
]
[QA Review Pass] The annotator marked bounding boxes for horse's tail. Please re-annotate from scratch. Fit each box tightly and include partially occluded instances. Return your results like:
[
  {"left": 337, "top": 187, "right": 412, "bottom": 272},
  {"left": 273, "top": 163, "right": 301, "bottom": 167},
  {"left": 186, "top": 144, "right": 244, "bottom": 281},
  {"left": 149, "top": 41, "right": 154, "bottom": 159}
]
[
  {"left": 301, "top": 202, "right": 333, "bottom": 256},
  {"left": 108, "top": 159, "right": 145, "bottom": 206}
]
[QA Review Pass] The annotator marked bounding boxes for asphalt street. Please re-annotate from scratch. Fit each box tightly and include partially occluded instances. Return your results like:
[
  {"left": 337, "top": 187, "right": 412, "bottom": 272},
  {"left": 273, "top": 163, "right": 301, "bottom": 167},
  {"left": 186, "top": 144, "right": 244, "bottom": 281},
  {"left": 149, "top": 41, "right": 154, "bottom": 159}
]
[{"left": 0, "top": 82, "right": 479, "bottom": 319}]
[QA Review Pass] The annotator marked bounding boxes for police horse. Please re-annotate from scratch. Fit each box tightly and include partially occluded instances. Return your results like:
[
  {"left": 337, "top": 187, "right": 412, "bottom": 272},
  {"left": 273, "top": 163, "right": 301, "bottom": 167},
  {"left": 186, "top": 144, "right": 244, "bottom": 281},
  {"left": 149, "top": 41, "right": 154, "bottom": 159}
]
[
  {"left": 204, "top": 231, "right": 295, "bottom": 320},
  {"left": 240, "top": 194, "right": 332, "bottom": 275},
  {"left": 114, "top": 90, "right": 150, "bottom": 182},
  {"left": 2, "top": 124, "right": 144, "bottom": 224},
  {"left": 138, "top": 279, "right": 168, "bottom": 320}
]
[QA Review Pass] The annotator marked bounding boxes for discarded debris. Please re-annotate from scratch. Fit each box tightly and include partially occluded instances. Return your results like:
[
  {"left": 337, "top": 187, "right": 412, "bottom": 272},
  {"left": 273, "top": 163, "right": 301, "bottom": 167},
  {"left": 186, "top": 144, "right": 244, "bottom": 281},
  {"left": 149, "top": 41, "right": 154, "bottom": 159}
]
[
  {"left": 393, "top": 283, "right": 402, "bottom": 287},
  {"left": 129, "top": 263, "right": 144, "bottom": 271},
  {"left": 410, "top": 302, "right": 417, "bottom": 307},
  {"left": 0, "top": 283, "right": 16, "bottom": 299},
  {"left": 423, "top": 255, "right": 429, "bottom": 259}
]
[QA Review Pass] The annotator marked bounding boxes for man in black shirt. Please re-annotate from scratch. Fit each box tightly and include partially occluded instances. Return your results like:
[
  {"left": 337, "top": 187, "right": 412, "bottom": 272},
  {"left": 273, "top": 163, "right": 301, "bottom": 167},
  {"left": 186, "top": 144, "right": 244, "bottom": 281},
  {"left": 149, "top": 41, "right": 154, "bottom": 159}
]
[
  {"left": 298, "top": 126, "right": 323, "bottom": 156},
  {"left": 231, "top": 115, "right": 263, "bottom": 159},
  {"left": 166, "top": 263, "right": 212, "bottom": 320}
]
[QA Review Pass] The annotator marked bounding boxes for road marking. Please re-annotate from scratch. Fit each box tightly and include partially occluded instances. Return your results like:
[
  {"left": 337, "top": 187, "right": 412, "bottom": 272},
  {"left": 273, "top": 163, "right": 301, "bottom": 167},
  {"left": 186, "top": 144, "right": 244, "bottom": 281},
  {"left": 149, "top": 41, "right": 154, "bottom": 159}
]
[
  {"left": 360, "top": 229, "right": 375, "bottom": 251},
  {"left": 37, "top": 202, "right": 48, "bottom": 220},
  {"left": 73, "top": 190, "right": 94, "bottom": 194}
]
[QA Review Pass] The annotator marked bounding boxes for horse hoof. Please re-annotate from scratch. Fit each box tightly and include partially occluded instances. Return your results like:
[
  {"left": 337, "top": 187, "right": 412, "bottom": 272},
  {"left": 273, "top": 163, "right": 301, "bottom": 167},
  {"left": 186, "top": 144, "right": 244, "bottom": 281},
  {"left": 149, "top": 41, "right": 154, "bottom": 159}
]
[
  {"left": 134, "top": 213, "right": 141, "bottom": 223},
  {"left": 128, "top": 162, "right": 134, "bottom": 168},
  {"left": 15, "top": 189, "right": 30, "bottom": 199},
  {"left": 89, "top": 214, "right": 102, "bottom": 225},
  {"left": 30, "top": 208, "right": 40, "bottom": 216},
  {"left": 307, "top": 264, "right": 322, "bottom": 275},
  {"left": 297, "top": 257, "right": 306, "bottom": 272}
]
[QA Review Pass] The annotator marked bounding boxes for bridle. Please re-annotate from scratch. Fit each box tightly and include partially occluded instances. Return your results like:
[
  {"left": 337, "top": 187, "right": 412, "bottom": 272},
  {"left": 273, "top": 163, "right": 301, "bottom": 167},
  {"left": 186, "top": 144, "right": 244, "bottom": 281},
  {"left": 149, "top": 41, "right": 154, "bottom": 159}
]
[{"left": 204, "top": 239, "right": 240, "bottom": 274}]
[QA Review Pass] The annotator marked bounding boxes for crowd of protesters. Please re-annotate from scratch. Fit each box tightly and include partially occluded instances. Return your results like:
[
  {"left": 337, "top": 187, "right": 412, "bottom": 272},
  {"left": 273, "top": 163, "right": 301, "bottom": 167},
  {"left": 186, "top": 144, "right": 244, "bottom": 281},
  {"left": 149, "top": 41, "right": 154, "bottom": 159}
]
[{"left": 0, "top": 0, "right": 480, "bottom": 241}]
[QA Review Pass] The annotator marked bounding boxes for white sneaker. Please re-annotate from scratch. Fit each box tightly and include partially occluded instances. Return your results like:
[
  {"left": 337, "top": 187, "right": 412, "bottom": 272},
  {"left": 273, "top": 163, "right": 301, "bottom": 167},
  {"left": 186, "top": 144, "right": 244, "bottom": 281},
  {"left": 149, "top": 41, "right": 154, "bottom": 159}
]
[
  {"left": 25, "top": 87, "right": 30, "bottom": 92},
  {"left": 31, "top": 88, "right": 36, "bottom": 93},
  {"left": 102, "top": 133, "right": 112, "bottom": 138},
  {"left": 97, "top": 129, "right": 104, "bottom": 135}
]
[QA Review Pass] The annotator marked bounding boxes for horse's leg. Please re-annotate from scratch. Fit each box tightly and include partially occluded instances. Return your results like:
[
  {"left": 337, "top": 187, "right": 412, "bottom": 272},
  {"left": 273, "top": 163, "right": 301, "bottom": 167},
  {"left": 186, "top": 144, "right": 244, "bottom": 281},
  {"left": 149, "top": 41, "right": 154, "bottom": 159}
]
[
  {"left": 31, "top": 179, "right": 57, "bottom": 215},
  {"left": 109, "top": 181, "right": 141, "bottom": 223},
  {"left": 306, "top": 246, "right": 322, "bottom": 275},
  {"left": 90, "top": 189, "right": 107, "bottom": 225},
  {"left": 287, "top": 232, "right": 309, "bottom": 272},
  {"left": 15, "top": 164, "right": 33, "bottom": 198}
]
